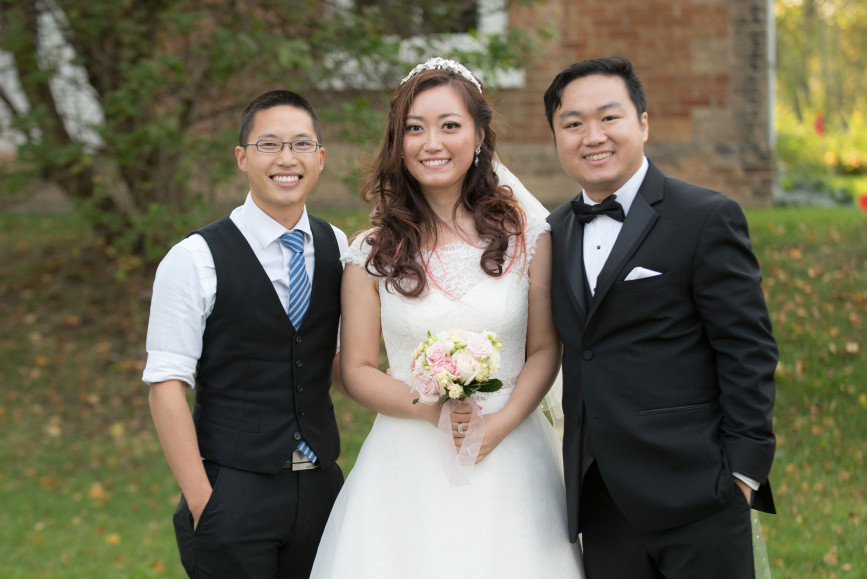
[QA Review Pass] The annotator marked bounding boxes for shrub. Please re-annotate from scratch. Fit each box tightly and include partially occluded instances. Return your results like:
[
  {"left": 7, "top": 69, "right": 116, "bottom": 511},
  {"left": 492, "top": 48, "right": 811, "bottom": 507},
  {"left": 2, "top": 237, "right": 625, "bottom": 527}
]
[{"left": 776, "top": 106, "right": 865, "bottom": 203}]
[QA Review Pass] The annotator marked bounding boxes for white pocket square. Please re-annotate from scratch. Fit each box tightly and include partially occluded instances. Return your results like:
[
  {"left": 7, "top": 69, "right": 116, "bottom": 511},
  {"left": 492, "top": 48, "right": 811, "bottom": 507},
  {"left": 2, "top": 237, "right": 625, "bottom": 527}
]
[{"left": 625, "top": 267, "right": 662, "bottom": 281}]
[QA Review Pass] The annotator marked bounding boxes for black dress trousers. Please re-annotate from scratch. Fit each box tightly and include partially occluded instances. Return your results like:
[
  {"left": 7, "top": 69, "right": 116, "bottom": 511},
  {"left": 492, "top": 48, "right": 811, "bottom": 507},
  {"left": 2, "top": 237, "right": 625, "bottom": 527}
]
[
  {"left": 580, "top": 463, "right": 754, "bottom": 579},
  {"left": 173, "top": 460, "right": 343, "bottom": 578}
]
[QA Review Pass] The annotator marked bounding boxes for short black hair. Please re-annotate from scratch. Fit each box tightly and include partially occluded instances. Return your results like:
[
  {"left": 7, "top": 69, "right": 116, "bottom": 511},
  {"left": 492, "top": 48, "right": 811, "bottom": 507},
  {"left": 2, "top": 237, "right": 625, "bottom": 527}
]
[
  {"left": 543, "top": 56, "right": 647, "bottom": 131},
  {"left": 239, "top": 90, "right": 322, "bottom": 146}
]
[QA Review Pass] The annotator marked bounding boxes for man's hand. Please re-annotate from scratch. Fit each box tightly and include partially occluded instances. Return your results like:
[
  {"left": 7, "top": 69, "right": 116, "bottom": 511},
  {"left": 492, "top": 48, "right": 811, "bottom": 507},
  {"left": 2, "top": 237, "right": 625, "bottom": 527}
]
[
  {"left": 734, "top": 477, "right": 752, "bottom": 505},
  {"left": 149, "top": 380, "right": 212, "bottom": 531},
  {"left": 188, "top": 489, "right": 213, "bottom": 531}
]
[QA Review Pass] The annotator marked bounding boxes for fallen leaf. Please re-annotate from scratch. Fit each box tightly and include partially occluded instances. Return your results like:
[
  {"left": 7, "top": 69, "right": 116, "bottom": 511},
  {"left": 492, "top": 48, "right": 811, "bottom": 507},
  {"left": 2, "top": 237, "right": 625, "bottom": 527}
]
[
  {"left": 88, "top": 482, "right": 107, "bottom": 500},
  {"left": 40, "top": 476, "right": 60, "bottom": 490},
  {"left": 44, "top": 416, "right": 62, "bottom": 438},
  {"left": 110, "top": 422, "right": 125, "bottom": 438}
]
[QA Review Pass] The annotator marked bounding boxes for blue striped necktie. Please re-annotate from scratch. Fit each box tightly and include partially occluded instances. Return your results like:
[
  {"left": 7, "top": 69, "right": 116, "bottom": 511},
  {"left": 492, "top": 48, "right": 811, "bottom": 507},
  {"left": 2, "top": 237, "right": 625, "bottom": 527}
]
[
  {"left": 296, "top": 440, "right": 317, "bottom": 464},
  {"left": 278, "top": 230, "right": 317, "bottom": 464},
  {"left": 279, "top": 230, "right": 312, "bottom": 328}
]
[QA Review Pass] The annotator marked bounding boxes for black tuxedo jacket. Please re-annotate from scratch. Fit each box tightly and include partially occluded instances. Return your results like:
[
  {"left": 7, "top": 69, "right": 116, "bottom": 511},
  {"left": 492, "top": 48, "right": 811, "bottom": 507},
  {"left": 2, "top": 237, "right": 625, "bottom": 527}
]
[{"left": 548, "top": 160, "right": 777, "bottom": 540}]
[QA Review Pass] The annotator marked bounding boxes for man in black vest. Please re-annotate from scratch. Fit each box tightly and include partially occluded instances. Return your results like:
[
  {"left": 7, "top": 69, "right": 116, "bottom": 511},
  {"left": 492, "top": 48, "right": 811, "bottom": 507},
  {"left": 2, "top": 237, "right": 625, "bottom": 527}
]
[{"left": 144, "top": 90, "right": 347, "bottom": 578}]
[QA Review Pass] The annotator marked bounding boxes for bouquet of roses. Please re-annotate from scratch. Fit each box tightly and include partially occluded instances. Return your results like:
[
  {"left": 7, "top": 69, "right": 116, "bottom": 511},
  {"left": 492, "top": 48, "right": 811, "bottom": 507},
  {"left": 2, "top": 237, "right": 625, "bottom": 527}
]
[{"left": 410, "top": 329, "right": 503, "bottom": 405}]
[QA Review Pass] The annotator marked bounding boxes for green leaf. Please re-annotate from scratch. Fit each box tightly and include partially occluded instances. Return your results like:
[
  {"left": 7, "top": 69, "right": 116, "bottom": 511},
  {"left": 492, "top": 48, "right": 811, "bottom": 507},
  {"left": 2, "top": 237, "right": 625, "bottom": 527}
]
[{"left": 476, "top": 379, "right": 502, "bottom": 393}]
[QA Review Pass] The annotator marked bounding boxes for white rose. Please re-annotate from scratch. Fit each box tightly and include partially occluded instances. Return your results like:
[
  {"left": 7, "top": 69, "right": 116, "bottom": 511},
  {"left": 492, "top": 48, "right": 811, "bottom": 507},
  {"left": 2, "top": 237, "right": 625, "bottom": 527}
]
[{"left": 452, "top": 349, "right": 481, "bottom": 385}]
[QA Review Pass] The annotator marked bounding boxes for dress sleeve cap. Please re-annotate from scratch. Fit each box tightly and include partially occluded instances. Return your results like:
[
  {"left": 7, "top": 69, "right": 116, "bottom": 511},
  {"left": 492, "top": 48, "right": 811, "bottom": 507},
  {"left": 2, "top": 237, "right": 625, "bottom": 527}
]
[
  {"left": 341, "top": 229, "right": 375, "bottom": 270},
  {"left": 522, "top": 213, "right": 551, "bottom": 265}
]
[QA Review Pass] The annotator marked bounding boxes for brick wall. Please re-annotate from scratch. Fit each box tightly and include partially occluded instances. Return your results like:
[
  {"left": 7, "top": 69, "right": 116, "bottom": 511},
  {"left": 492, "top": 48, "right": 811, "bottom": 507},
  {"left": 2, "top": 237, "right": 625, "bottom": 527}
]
[{"left": 493, "top": 0, "right": 775, "bottom": 207}]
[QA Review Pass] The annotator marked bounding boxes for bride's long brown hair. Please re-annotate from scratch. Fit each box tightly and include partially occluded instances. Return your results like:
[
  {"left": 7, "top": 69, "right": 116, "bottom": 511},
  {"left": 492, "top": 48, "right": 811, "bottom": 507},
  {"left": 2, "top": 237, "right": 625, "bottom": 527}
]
[{"left": 359, "top": 67, "right": 526, "bottom": 297}]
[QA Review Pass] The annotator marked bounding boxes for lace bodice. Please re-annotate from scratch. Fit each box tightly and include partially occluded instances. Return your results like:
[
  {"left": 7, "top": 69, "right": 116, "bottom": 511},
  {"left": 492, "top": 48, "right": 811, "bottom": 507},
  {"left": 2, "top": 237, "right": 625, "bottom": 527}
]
[{"left": 342, "top": 215, "right": 549, "bottom": 405}]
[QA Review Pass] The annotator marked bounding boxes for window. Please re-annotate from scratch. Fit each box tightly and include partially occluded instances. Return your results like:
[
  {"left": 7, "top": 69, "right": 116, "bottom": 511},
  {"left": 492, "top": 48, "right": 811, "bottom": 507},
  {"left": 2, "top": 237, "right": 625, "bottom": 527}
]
[
  {"left": 324, "top": 0, "right": 524, "bottom": 90},
  {"left": 354, "top": 0, "right": 478, "bottom": 36}
]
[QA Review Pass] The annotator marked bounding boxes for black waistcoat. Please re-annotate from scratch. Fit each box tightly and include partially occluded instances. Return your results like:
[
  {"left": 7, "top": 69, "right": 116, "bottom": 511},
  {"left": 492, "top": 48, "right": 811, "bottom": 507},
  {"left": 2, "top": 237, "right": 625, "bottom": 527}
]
[{"left": 193, "top": 215, "right": 342, "bottom": 473}]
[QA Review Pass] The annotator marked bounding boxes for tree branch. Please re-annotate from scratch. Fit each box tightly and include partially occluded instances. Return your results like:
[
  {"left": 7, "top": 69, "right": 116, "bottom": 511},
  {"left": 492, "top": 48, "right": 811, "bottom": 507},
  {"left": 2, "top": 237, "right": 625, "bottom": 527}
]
[
  {"left": 6, "top": 1, "right": 75, "bottom": 148},
  {"left": 0, "top": 83, "right": 23, "bottom": 118}
]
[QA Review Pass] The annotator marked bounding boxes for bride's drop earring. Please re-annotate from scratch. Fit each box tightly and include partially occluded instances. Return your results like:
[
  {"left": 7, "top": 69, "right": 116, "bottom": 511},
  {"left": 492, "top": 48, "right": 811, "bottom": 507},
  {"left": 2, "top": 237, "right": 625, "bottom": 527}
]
[{"left": 474, "top": 145, "right": 481, "bottom": 167}]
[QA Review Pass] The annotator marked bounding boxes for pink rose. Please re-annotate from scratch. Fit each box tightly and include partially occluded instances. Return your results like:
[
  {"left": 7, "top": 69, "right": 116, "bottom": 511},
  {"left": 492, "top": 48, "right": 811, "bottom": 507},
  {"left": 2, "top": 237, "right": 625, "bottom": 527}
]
[
  {"left": 413, "top": 375, "right": 445, "bottom": 405},
  {"left": 425, "top": 343, "right": 447, "bottom": 366},
  {"left": 411, "top": 357, "right": 425, "bottom": 376},
  {"left": 432, "top": 357, "right": 459, "bottom": 378},
  {"left": 465, "top": 332, "right": 494, "bottom": 357}
]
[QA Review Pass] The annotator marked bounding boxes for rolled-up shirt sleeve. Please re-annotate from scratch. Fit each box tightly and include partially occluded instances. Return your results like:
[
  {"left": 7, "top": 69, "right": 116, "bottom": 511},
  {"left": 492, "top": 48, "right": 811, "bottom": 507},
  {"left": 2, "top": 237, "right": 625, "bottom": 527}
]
[{"left": 142, "top": 235, "right": 215, "bottom": 388}]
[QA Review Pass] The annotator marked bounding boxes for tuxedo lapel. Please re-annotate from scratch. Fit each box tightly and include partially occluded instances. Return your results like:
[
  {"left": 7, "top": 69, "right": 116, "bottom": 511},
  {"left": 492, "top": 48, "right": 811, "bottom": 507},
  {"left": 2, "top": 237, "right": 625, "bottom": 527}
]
[
  {"left": 590, "top": 165, "right": 664, "bottom": 315},
  {"left": 563, "top": 209, "right": 589, "bottom": 324}
]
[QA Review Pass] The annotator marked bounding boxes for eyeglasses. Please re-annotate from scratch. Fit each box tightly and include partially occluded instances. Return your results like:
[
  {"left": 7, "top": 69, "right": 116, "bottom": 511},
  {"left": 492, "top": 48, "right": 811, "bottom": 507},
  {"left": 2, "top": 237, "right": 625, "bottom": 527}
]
[{"left": 243, "top": 139, "right": 322, "bottom": 154}]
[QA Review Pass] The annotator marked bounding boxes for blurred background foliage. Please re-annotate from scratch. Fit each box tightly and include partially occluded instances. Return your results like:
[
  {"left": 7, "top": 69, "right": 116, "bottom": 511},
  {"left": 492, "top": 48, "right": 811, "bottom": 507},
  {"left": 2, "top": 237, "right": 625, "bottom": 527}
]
[
  {"left": 774, "top": 0, "right": 867, "bottom": 204},
  {"left": 0, "top": 0, "right": 544, "bottom": 270}
]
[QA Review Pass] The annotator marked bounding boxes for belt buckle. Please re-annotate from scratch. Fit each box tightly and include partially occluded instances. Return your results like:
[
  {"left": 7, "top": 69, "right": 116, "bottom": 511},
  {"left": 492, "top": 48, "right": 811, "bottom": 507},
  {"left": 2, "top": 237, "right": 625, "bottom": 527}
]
[{"left": 290, "top": 449, "right": 318, "bottom": 471}]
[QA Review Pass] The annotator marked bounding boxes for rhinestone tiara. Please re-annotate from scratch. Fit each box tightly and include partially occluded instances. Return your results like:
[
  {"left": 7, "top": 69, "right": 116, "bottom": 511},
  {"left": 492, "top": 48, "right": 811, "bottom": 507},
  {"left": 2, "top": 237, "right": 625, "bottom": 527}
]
[{"left": 400, "top": 57, "right": 483, "bottom": 94}]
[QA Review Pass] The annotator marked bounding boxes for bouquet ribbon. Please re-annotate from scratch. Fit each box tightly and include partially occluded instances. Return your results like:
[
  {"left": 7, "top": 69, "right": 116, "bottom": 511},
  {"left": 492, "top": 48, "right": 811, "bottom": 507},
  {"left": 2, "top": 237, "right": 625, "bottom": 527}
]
[{"left": 436, "top": 399, "right": 485, "bottom": 486}]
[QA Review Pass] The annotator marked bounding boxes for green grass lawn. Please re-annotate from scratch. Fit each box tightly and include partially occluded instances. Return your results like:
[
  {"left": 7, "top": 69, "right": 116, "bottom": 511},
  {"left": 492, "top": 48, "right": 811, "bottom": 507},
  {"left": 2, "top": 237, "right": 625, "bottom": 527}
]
[
  {"left": 0, "top": 205, "right": 864, "bottom": 577},
  {"left": 746, "top": 208, "right": 867, "bottom": 576}
]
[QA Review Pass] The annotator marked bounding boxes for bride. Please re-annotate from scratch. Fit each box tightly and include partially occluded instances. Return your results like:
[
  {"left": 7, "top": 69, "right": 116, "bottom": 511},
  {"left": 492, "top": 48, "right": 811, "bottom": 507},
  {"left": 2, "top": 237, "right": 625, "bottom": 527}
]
[{"left": 310, "top": 58, "right": 584, "bottom": 578}]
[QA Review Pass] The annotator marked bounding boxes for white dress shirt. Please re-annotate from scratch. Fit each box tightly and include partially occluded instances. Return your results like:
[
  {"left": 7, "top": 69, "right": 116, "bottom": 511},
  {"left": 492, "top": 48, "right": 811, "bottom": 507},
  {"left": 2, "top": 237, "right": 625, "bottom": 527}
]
[
  {"left": 583, "top": 157, "right": 649, "bottom": 294},
  {"left": 143, "top": 193, "right": 349, "bottom": 388}
]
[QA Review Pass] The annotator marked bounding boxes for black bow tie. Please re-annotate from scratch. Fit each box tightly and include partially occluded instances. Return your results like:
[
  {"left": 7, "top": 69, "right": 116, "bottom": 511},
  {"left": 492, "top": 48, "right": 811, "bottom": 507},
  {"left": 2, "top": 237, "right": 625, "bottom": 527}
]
[{"left": 571, "top": 194, "right": 625, "bottom": 224}]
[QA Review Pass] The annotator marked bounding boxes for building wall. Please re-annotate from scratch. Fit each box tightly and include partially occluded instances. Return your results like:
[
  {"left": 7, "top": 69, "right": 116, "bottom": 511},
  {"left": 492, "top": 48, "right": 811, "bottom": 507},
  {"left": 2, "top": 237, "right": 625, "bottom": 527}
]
[{"left": 493, "top": 0, "right": 775, "bottom": 207}]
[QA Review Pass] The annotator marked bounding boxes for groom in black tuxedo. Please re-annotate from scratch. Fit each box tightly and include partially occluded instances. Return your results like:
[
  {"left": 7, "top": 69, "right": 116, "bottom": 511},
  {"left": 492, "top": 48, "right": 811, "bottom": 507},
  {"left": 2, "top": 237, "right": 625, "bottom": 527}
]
[{"left": 544, "top": 57, "right": 777, "bottom": 577}]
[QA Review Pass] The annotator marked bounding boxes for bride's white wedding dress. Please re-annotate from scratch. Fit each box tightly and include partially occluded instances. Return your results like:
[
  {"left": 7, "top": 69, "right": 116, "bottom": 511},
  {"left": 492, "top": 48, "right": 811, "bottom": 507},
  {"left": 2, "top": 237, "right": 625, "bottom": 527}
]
[{"left": 310, "top": 214, "right": 584, "bottom": 578}]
